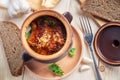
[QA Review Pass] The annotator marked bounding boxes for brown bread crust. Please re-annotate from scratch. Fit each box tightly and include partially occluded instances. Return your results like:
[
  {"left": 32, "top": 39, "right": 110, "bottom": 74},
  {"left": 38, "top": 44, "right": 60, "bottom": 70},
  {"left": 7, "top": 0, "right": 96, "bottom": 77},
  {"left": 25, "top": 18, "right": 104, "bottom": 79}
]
[
  {"left": 81, "top": 0, "right": 120, "bottom": 22},
  {"left": 0, "top": 21, "right": 24, "bottom": 76}
]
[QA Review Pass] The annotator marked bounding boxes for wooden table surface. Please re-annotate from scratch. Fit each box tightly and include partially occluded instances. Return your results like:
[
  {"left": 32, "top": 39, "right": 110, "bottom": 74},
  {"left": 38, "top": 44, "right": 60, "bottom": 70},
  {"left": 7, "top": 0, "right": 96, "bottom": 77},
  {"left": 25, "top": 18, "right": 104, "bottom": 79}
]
[{"left": 0, "top": 0, "right": 120, "bottom": 80}]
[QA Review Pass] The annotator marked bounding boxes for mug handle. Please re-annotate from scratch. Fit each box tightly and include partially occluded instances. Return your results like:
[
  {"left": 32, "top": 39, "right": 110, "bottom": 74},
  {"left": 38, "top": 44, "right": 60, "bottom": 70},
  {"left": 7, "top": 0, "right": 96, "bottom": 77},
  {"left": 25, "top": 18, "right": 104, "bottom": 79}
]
[
  {"left": 22, "top": 12, "right": 73, "bottom": 62},
  {"left": 63, "top": 12, "right": 73, "bottom": 23},
  {"left": 22, "top": 51, "right": 33, "bottom": 62}
]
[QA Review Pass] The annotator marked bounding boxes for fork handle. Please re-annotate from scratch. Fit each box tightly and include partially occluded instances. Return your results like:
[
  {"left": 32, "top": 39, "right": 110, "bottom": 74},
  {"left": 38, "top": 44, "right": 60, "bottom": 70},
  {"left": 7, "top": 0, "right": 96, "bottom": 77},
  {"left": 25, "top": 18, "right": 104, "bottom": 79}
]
[{"left": 89, "top": 46, "right": 102, "bottom": 80}]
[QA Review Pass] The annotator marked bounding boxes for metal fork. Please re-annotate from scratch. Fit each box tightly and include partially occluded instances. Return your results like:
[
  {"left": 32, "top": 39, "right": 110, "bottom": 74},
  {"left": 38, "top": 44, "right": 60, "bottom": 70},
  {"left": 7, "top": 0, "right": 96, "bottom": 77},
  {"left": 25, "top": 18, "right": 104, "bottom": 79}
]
[{"left": 79, "top": 15, "right": 102, "bottom": 80}]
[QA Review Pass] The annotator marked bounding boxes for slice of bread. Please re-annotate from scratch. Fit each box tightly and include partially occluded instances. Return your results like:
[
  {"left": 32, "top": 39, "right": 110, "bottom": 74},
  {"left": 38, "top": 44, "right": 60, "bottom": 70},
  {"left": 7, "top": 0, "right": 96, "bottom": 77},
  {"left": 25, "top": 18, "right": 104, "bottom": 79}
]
[
  {"left": 81, "top": 0, "right": 120, "bottom": 22},
  {"left": 0, "top": 21, "right": 24, "bottom": 76}
]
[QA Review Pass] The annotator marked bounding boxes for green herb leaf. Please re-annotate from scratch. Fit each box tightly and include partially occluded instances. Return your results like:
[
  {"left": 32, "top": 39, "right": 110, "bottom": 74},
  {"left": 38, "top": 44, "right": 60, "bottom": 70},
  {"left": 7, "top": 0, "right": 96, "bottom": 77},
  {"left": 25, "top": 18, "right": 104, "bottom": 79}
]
[
  {"left": 48, "top": 63, "right": 64, "bottom": 76},
  {"left": 44, "top": 20, "right": 49, "bottom": 25},
  {"left": 49, "top": 21, "right": 56, "bottom": 27},
  {"left": 39, "top": 18, "right": 44, "bottom": 22},
  {"left": 26, "top": 31, "right": 31, "bottom": 39},
  {"left": 69, "top": 48, "right": 76, "bottom": 57},
  {"left": 44, "top": 20, "right": 56, "bottom": 27},
  {"left": 26, "top": 27, "right": 32, "bottom": 39}
]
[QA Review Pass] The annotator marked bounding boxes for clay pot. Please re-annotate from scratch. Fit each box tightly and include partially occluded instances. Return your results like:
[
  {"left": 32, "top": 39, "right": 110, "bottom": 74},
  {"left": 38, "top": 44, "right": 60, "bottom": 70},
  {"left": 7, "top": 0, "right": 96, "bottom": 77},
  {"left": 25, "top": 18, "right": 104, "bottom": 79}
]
[{"left": 21, "top": 10, "right": 73, "bottom": 63}]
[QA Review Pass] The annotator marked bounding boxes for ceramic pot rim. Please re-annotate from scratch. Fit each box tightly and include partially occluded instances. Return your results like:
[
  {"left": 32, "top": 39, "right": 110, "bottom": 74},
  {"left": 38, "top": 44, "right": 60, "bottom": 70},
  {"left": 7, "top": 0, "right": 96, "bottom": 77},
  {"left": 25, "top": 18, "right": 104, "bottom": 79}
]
[
  {"left": 21, "top": 10, "right": 73, "bottom": 61},
  {"left": 94, "top": 22, "right": 120, "bottom": 66}
]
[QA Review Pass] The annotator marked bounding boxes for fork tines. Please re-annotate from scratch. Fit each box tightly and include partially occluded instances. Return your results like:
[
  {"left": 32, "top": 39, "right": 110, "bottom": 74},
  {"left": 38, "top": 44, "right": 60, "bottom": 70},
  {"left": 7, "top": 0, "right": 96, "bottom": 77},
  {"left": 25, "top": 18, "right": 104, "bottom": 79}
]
[{"left": 79, "top": 15, "right": 92, "bottom": 34}]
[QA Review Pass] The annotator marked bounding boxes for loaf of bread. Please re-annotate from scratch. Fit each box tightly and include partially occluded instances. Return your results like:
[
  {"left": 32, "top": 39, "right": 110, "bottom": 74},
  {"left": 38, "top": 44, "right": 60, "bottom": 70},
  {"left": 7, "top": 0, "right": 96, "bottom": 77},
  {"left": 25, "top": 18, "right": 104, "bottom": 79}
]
[
  {"left": 0, "top": 21, "right": 24, "bottom": 76},
  {"left": 81, "top": 0, "right": 120, "bottom": 22}
]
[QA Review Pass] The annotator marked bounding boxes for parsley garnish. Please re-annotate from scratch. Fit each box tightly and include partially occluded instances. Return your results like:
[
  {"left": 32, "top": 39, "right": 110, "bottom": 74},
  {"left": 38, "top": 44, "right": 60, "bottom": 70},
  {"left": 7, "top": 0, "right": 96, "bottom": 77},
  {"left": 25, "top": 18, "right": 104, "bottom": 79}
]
[
  {"left": 26, "top": 27, "right": 31, "bottom": 39},
  {"left": 69, "top": 48, "right": 76, "bottom": 57},
  {"left": 26, "top": 30, "right": 31, "bottom": 39},
  {"left": 44, "top": 20, "right": 56, "bottom": 27},
  {"left": 48, "top": 63, "right": 64, "bottom": 76}
]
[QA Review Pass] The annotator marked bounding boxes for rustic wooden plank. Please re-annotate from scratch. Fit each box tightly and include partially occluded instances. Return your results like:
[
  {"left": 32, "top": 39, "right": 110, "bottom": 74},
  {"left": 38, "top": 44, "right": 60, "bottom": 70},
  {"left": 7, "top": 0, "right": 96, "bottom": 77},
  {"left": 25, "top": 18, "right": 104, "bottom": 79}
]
[{"left": 98, "top": 60, "right": 120, "bottom": 80}]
